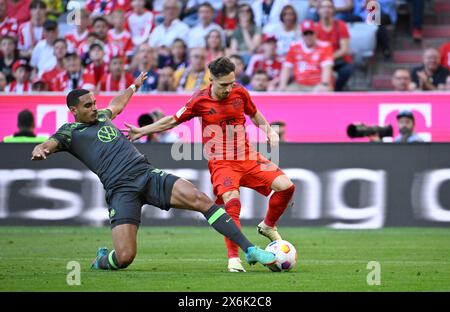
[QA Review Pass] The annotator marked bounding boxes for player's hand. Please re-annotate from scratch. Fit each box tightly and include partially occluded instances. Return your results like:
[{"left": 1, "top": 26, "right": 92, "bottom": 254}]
[
  {"left": 267, "top": 129, "right": 280, "bottom": 149},
  {"left": 133, "top": 71, "right": 148, "bottom": 90},
  {"left": 122, "top": 122, "right": 145, "bottom": 142},
  {"left": 31, "top": 145, "right": 49, "bottom": 160}
]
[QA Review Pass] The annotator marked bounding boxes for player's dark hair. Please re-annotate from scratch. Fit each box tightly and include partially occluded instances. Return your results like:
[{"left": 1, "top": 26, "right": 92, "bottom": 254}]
[
  {"left": 17, "top": 109, "right": 34, "bottom": 129},
  {"left": 208, "top": 57, "right": 235, "bottom": 78},
  {"left": 66, "top": 89, "right": 91, "bottom": 107}
]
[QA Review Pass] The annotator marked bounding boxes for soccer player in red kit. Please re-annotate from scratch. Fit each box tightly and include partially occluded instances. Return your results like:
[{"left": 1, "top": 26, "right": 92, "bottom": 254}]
[{"left": 124, "top": 57, "right": 295, "bottom": 272}]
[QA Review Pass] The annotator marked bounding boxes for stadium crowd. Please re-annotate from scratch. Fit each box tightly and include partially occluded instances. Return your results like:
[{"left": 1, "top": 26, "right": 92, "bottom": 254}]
[{"left": 0, "top": 0, "right": 449, "bottom": 94}]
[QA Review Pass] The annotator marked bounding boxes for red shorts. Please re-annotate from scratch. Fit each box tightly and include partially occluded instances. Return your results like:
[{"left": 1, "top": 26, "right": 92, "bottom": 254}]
[{"left": 208, "top": 153, "right": 285, "bottom": 204}]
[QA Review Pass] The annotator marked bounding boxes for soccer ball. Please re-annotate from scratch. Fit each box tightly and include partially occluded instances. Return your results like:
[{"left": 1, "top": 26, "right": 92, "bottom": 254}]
[{"left": 265, "top": 240, "right": 297, "bottom": 272}]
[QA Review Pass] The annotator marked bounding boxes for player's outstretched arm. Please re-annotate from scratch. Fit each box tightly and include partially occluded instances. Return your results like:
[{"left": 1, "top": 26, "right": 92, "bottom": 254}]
[
  {"left": 107, "top": 71, "right": 148, "bottom": 119},
  {"left": 31, "top": 139, "right": 59, "bottom": 160},
  {"left": 250, "top": 110, "right": 279, "bottom": 149},
  {"left": 123, "top": 116, "right": 178, "bottom": 141}
]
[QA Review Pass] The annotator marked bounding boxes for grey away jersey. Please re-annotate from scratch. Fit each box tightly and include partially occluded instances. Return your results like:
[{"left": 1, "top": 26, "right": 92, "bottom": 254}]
[{"left": 51, "top": 109, "right": 150, "bottom": 191}]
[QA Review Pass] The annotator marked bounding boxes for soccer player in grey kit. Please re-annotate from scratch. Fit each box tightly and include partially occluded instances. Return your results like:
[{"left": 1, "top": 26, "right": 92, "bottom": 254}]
[{"left": 30, "top": 72, "right": 276, "bottom": 271}]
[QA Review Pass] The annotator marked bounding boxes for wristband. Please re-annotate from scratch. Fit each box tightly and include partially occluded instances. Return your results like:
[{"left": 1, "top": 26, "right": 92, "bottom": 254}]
[{"left": 129, "top": 84, "right": 137, "bottom": 93}]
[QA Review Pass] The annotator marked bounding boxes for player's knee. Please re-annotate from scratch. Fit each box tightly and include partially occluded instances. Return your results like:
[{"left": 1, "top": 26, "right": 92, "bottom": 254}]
[
  {"left": 272, "top": 175, "right": 294, "bottom": 192},
  {"left": 116, "top": 248, "right": 136, "bottom": 268},
  {"left": 191, "top": 190, "right": 213, "bottom": 213}
]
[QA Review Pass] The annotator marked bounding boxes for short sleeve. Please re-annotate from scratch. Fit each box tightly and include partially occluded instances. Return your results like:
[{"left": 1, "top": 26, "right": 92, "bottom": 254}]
[
  {"left": 242, "top": 87, "right": 257, "bottom": 116},
  {"left": 173, "top": 97, "right": 198, "bottom": 123},
  {"left": 50, "top": 123, "right": 74, "bottom": 151}
]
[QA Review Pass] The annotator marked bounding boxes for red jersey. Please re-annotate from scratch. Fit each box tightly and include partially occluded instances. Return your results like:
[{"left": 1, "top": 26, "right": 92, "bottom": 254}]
[
  {"left": 440, "top": 42, "right": 450, "bottom": 70},
  {"left": 64, "top": 29, "right": 89, "bottom": 51},
  {"left": 85, "top": 62, "right": 109, "bottom": 86},
  {"left": 315, "top": 20, "right": 352, "bottom": 63},
  {"left": 99, "top": 72, "right": 134, "bottom": 91},
  {"left": 52, "top": 70, "right": 96, "bottom": 92},
  {"left": 245, "top": 54, "right": 282, "bottom": 79},
  {"left": 173, "top": 83, "right": 258, "bottom": 161},
  {"left": 41, "top": 65, "right": 64, "bottom": 90},
  {"left": 107, "top": 29, "right": 134, "bottom": 57},
  {"left": 0, "top": 17, "right": 19, "bottom": 38},
  {"left": 214, "top": 11, "right": 237, "bottom": 32},
  {"left": 285, "top": 39, "right": 333, "bottom": 86}
]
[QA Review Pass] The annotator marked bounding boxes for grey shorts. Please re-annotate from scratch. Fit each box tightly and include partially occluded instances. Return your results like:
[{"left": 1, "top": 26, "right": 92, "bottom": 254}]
[{"left": 105, "top": 168, "right": 180, "bottom": 228}]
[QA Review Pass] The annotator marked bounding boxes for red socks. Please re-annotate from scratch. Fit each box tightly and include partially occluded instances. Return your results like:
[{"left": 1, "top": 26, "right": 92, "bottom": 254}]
[
  {"left": 264, "top": 185, "right": 295, "bottom": 227},
  {"left": 223, "top": 198, "right": 241, "bottom": 259}
]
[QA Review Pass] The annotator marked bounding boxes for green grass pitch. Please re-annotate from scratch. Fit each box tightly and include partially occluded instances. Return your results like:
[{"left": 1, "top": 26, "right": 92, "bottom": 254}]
[{"left": 1, "top": 226, "right": 449, "bottom": 291}]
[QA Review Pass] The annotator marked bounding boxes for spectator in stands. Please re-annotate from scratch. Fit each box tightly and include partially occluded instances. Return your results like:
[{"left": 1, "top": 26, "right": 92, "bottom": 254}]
[
  {"left": 411, "top": 48, "right": 449, "bottom": 91},
  {"left": 6, "top": 0, "right": 31, "bottom": 24},
  {"left": 128, "top": 0, "right": 155, "bottom": 47},
  {"left": 92, "top": 17, "right": 120, "bottom": 64},
  {"left": 41, "top": 38, "right": 67, "bottom": 89},
  {"left": 64, "top": 9, "right": 90, "bottom": 51},
  {"left": 246, "top": 35, "right": 282, "bottom": 90},
  {"left": 174, "top": 47, "right": 210, "bottom": 92},
  {"left": 52, "top": 53, "right": 96, "bottom": 92},
  {"left": 85, "top": 43, "right": 108, "bottom": 88},
  {"left": 5, "top": 59, "right": 33, "bottom": 94},
  {"left": 248, "top": 70, "right": 270, "bottom": 91},
  {"left": 156, "top": 66, "right": 176, "bottom": 92},
  {"left": 0, "top": 35, "right": 19, "bottom": 83},
  {"left": 108, "top": 9, "right": 134, "bottom": 62},
  {"left": 78, "top": 33, "right": 100, "bottom": 64},
  {"left": 158, "top": 38, "right": 188, "bottom": 70},
  {"left": 309, "top": 0, "right": 354, "bottom": 22},
  {"left": 31, "top": 78, "right": 49, "bottom": 91},
  {"left": 229, "top": 4, "right": 262, "bottom": 65},
  {"left": 440, "top": 41, "right": 450, "bottom": 71},
  {"left": 42, "top": 0, "right": 64, "bottom": 21},
  {"left": 0, "top": 0, "right": 18, "bottom": 38},
  {"left": 181, "top": 0, "right": 222, "bottom": 27},
  {"left": 229, "top": 54, "right": 251, "bottom": 86},
  {"left": 3, "top": 109, "right": 48, "bottom": 143},
  {"left": 205, "top": 29, "right": 225, "bottom": 64},
  {"left": 394, "top": 110, "right": 423, "bottom": 143},
  {"left": 316, "top": 0, "right": 353, "bottom": 91},
  {"left": 85, "top": 0, "right": 131, "bottom": 19},
  {"left": 188, "top": 3, "right": 225, "bottom": 49},
  {"left": 251, "top": 0, "right": 291, "bottom": 29},
  {"left": 0, "top": 71, "right": 7, "bottom": 92},
  {"left": 353, "top": 0, "right": 396, "bottom": 59},
  {"left": 148, "top": 0, "right": 190, "bottom": 48},
  {"left": 215, "top": 0, "right": 238, "bottom": 41},
  {"left": 445, "top": 76, "right": 450, "bottom": 91},
  {"left": 100, "top": 56, "right": 134, "bottom": 92},
  {"left": 18, "top": 0, "right": 47, "bottom": 58},
  {"left": 31, "top": 20, "right": 59, "bottom": 77},
  {"left": 278, "top": 20, "right": 333, "bottom": 92},
  {"left": 169, "top": 39, "right": 189, "bottom": 70},
  {"left": 133, "top": 43, "right": 158, "bottom": 92},
  {"left": 407, "top": 0, "right": 425, "bottom": 42},
  {"left": 270, "top": 120, "right": 286, "bottom": 142},
  {"left": 262, "top": 4, "right": 301, "bottom": 59},
  {"left": 137, "top": 112, "right": 157, "bottom": 142},
  {"left": 391, "top": 68, "right": 415, "bottom": 92}
]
